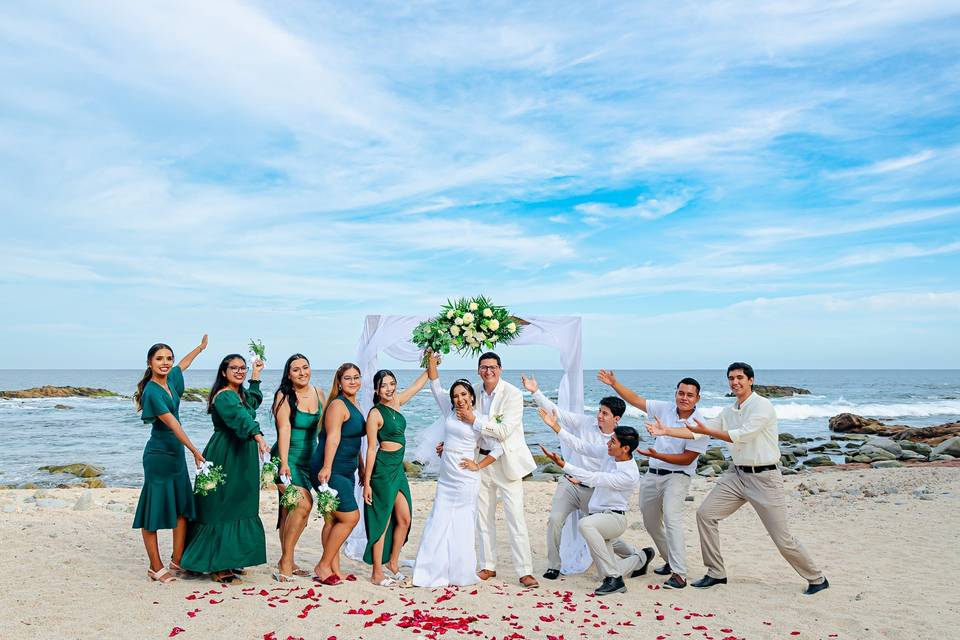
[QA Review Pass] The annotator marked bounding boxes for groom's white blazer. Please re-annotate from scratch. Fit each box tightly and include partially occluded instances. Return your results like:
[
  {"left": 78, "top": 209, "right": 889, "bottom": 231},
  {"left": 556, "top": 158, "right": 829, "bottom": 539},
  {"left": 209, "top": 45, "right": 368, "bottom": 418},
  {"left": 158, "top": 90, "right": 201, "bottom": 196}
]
[{"left": 473, "top": 379, "right": 537, "bottom": 481}]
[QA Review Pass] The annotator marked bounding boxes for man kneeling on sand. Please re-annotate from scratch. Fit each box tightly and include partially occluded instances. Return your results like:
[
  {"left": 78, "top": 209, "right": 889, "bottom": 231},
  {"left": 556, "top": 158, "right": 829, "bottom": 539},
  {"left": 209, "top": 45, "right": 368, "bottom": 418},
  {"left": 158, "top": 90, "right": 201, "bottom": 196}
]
[{"left": 539, "top": 412, "right": 653, "bottom": 596}]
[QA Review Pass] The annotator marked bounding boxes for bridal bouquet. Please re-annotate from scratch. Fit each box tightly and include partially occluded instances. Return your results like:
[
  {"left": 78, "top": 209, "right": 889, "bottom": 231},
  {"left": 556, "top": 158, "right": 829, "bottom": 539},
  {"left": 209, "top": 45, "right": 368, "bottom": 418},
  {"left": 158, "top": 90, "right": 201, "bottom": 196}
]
[
  {"left": 412, "top": 296, "right": 521, "bottom": 366},
  {"left": 279, "top": 478, "right": 302, "bottom": 510},
  {"left": 248, "top": 338, "right": 267, "bottom": 364},
  {"left": 315, "top": 483, "right": 340, "bottom": 522},
  {"left": 194, "top": 461, "right": 226, "bottom": 496},
  {"left": 259, "top": 454, "right": 281, "bottom": 489}
]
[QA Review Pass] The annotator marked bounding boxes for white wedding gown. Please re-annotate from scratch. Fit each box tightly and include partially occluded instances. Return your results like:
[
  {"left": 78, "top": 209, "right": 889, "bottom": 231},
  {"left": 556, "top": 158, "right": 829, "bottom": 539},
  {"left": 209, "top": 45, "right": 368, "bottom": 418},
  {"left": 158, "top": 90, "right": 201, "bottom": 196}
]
[{"left": 412, "top": 380, "right": 503, "bottom": 587}]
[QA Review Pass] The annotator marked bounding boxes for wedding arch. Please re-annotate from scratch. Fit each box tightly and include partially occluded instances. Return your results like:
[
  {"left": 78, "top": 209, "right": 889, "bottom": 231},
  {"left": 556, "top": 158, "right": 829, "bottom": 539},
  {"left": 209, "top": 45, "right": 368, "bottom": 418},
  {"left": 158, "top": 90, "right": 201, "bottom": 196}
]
[{"left": 343, "top": 314, "right": 592, "bottom": 575}]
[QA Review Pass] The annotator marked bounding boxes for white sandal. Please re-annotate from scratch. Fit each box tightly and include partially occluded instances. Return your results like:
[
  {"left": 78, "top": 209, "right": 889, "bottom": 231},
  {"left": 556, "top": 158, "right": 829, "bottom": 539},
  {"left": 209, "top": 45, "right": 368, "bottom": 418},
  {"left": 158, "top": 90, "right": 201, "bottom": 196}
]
[
  {"left": 374, "top": 576, "right": 396, "bottom": 587},
  {"left": 148, "top": 566, "right": 177, "bottom": 583}
]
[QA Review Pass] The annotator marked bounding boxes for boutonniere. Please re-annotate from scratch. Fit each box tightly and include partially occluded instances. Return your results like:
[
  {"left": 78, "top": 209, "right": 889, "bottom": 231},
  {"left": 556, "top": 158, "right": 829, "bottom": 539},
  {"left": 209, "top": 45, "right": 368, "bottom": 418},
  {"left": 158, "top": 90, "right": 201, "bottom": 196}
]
[{"left": 494, "top": 414, "right": 504, "bottom": 424}]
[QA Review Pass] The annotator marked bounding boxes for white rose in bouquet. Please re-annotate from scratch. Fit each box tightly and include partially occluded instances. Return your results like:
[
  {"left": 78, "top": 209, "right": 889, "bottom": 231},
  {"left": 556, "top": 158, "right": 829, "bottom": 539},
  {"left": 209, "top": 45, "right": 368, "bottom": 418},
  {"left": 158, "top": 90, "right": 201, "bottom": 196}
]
[
  {"left": 454, "top": 317, "right": 464, "bottom": 326},
  {"left": 462, "top": 312, "right": 475, "bottom": 324},
  {"left": 490, "top": 334, "right": 499, "bottom": 342},
  {"left": 446, "top": 309, "right": 455, "bottom": 319},
  {"left": 507, "top": 321, "right": 517, "bottom": 333},
  {"left": 450, "top": 325, "right": 461, "bottom": 336},
  {"left": 483, "top": 308, "right": 493, "bottom": 317},
  {"left": 487, "top": 319, "right": 500, "bottom": 331},
  {"left": 469, "top": 302, "right": 479, "bottom": 311}
]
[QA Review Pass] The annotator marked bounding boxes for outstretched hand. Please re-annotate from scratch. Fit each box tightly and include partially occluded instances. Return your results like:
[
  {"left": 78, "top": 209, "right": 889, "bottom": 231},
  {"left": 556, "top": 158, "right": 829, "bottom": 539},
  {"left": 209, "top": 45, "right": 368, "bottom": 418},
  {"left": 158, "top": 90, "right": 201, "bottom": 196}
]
[
  {"left": 690, "top": 418, "right": 709, "bottom": 434},
  {"left": 597, "top": 369, "right": 617, "bottom": 386},
  {"left": 521, "top": 374, "right": 538, "bottom": 393},
  {"left": 537, "top": 407, "right": 561, "bottom": 433},
  {"left": 199, "top": 334, "right": 208, "bottom": 350},
  {"left": 538, "top": 443, "right": 564, "bottom": 468},
  {"left": 435, "top": 442, "right": 444, "bottom": 457},
  {"left": 645, "top": 416, "right": 668, "bottom": 437},
  {"left": 635, "top": 446, "right": 658, "bottom": 458}
]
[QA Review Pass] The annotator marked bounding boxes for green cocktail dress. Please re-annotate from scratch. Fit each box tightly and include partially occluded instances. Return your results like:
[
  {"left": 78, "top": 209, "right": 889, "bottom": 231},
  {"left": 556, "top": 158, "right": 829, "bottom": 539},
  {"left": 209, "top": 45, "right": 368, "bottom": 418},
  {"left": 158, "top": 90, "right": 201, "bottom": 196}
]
[
  {"left": 310, "top": 394, "right": 364, "bottom": 513},
  {"left": 363, "top": 403, "right": 412, "bottom": 564},
  {"left": 270, "top": 389, "right": 320, "bottom": 525},
  {"left": 180, "top": 381, "right": 266, "bottom": 573},
  {"left": 133, "top": 365, "right": 196, "bottom": 531}
]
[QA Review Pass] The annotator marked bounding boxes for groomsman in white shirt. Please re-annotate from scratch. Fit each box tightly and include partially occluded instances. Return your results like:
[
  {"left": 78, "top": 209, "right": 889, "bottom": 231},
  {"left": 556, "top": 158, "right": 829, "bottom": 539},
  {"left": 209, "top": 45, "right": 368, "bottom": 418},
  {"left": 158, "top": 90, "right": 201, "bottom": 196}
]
[
  {"left": 647, "top": 362, "right": 829, "bottom": 595},
  {"left": 455, "top": 352, "right": 539, "bottom": 588},
  {"left": 598, "top": 371, "right": 709, "bottom": 589},
  {"left": 538, "top": 419, "right": 652, "bottom": 596},
  {"left": 522, "top": 374, "right": 627, "bottom": 581}
]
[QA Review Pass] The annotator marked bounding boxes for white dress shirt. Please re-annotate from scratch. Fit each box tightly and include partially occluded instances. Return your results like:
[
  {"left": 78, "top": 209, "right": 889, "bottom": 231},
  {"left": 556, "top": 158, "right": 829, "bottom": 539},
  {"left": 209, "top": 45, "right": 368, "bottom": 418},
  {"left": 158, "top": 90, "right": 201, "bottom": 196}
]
[
  {"left": 704, "top": 392, "right": 780, "bottom": 466},
  {"left": 532, "top": 389, "right": 608, "bottom": 473},
  {"left": 557, "top": 429, "right": 640, "bottom": 513},
  {"left": 645, "top": 399, "right": 709, "bottom": 475}
]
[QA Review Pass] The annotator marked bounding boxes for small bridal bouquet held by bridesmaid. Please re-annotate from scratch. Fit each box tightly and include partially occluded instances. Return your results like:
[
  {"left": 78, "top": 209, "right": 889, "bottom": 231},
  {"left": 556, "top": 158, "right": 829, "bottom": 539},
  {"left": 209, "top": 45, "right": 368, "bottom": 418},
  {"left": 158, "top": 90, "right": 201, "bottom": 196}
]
[
  {"left": 279, "top": 480, "right": 302, "bottom": 510},
  {"left": 315, "top": 483, "right": 340, "bottom": 522},
  {"left": 195, "top": 461, "right": 226, "bottom": 496},
  {"left": 259, "top": 454, "right": 281, "bottom": 489},
  {"left": 248, "top": 338, "right": 267, "bottom": 364}
]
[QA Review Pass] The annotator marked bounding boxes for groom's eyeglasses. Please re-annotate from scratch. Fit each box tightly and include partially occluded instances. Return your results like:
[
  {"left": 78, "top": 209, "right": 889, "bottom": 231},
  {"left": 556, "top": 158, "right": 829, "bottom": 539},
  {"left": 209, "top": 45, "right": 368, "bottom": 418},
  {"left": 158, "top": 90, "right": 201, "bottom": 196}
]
[{"left": 478, "top": 365, "right": 500, "bottom": 372}]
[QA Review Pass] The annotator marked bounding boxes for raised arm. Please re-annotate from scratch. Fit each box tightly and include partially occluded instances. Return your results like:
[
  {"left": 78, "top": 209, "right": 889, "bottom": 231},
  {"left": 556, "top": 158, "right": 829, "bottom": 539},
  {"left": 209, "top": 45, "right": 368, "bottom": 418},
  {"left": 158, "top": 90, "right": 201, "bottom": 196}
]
[
  {"left": 177, "top": 334, "right": 208, "bottom": 372},
  {"left": 397, "top": 369, "right": 430, "bottom": 406},
  {"left": 427, "top": 353, "right": 452, "bottom": 415},
  {"left": 539, "top": 407, "right": 609, "bottom": 459},
  {"left": 598, "top": 369, "right": 646, "bottom": 413},
  {"left": 522, "top": 374, "right": 590, "bottom": 435}
]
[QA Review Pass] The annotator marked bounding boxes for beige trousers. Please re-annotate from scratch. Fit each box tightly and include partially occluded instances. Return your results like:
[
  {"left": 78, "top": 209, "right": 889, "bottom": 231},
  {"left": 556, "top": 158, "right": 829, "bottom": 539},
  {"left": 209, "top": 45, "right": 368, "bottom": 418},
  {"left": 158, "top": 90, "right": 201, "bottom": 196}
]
[
  {"left": 546, "top": 476, "right": 594, "bottom": 570},
  {"left": 577, "top": 512, "right": 643, "bottom": 579},
  {"left": 697, "top": 468, "right": 824, "bottom": 583},
  {"left": 477, "top": 464, "right": 534, "bottom": 576},
  {"left": 640, "top": 471, "right": 692, "bottom": 576}
]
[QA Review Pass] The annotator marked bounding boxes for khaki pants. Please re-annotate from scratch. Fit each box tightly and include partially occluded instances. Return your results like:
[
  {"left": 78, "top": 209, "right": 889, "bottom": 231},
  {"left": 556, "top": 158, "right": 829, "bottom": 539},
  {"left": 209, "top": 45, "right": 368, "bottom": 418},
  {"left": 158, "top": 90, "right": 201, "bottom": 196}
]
[
  {"left": 546, "top": 476, "right": 594, "bottom": 570},
  {"left": 477, "top": 464, "right": 534, "bottom": 576},
  {"left": 697, "top": 468, "right": 824, "bottom": 583},
  {"left": 577, "top": 512, "right": 643, "bottom": 579},
  {"left": 640, "top": 471, "right": 691, "bottom": 576}
]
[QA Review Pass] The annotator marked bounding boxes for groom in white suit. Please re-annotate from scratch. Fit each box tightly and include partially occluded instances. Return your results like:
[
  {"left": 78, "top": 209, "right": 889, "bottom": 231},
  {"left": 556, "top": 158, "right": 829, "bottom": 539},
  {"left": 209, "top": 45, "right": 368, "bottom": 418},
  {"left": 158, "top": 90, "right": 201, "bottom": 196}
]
[{"left": 455, "top": 352, "right": 538, "bottom": 587}]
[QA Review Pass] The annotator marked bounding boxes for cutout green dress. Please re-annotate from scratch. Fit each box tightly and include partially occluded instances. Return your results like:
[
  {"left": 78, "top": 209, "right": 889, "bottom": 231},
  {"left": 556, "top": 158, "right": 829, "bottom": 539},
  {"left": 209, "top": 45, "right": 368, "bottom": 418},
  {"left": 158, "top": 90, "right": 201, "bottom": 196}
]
[
  {"left": 363, "top": 403, "right": 413, "bottom": 564},
  {"left": 133, "top": 365, "right": 196, "bottom": 531},
  {"left": 180, "top": 381, "right": 266, "bottom": 573}
]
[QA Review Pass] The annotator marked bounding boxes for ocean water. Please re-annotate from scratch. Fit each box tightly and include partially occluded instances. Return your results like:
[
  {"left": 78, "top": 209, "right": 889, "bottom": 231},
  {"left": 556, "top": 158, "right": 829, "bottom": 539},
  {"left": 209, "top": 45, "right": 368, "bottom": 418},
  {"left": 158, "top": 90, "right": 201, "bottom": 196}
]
[{"left": 1, "top": 369, "right": 958, "bottom": 487}]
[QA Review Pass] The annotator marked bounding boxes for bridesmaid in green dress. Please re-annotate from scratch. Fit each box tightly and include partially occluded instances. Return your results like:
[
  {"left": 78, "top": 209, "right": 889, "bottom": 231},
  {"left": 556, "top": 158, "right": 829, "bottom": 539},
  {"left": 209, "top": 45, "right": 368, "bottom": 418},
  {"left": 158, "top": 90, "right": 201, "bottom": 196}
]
[
  {"left": 180, "top": 353, "right": 270, "bottom": 583},
  {"left": 310, "top": 362, "right": 364, "bottom": 585},
  {"left": 270, "top": 353, "right": 325, "bottom": 582},
  {"left": 132, "top": 336, "right": 208, "bottom": 584},
  {"left": 362, "top": 365, "right": 430, "bottom": 586}
]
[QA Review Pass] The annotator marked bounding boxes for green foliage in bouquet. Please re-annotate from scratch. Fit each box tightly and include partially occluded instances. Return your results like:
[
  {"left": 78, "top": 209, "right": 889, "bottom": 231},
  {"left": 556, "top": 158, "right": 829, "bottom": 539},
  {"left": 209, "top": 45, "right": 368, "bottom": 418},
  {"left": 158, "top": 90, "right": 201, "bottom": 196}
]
[
  {"left": 280, "top": 484, "right": 302, "bottom": 510},
  {"left": 315, "top": 486, "right": 340, "bottom": 522},
  {"left": 259, "top": 456, "right": 281, "bottom": 489},
  {"left": 412, "top": 295, "right": 522, "bottom": 365},
  {"left": 248, "top": 338, "right": 267, "bottom": 363},
  {"left": 194, "top": 464, "right": 226, "bottom": 496}
]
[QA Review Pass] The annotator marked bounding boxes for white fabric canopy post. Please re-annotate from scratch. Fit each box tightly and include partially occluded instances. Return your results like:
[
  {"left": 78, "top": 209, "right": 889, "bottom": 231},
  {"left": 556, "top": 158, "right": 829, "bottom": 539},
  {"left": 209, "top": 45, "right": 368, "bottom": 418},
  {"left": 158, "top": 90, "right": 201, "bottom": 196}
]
[{"left": 343, "top": 314, "right": 591, "bottom": 575}]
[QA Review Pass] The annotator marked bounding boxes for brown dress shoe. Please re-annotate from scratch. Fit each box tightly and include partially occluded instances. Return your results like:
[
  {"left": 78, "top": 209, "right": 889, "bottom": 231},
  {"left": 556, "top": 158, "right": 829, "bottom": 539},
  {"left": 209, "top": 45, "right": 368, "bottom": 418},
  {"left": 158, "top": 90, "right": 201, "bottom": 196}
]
[
  {"left": 477, "top": 569, "right": 497, "bottom": 580},
  {"left": 519, "top": 574, "right": 539, "bottom": 588}
]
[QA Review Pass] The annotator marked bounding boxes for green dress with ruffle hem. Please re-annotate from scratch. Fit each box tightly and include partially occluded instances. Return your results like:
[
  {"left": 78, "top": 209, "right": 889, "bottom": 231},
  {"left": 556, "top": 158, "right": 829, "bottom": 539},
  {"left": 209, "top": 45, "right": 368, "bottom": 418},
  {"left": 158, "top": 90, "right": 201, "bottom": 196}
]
[
  {"left": 132, "top": 365, "right": 196, "bottom": 531},
  {"left": 180, "top": 381, "right": 266, "bottom": 573}
]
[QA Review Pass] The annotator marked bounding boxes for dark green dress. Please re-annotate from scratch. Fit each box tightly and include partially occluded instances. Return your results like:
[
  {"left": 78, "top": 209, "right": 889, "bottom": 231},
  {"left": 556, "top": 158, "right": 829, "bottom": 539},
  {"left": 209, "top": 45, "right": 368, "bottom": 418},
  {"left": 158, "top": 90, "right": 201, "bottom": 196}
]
[
  {"left": 133, "top": 366, "right": 196, "bottom": 531},
  {"left": 270, "top": 389, "right": 321, "bottom": 491},
  {"left": 309, "top": 394, "right": 364, "bottom": 513},
  {"left": 363, "top": 404, "right": 412, "bottom": 564},
  {"left": 180, "top": 381, "right": 266, "bottom": 573}
]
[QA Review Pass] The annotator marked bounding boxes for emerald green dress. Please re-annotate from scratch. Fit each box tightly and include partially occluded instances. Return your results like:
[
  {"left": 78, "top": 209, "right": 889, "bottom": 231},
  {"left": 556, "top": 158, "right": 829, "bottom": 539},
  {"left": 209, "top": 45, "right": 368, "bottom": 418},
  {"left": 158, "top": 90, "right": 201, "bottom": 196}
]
[
  {"left": 180, "top": 381, "right": 266, "bottom": 573},
  {"left": 309, "top": 394, "right": 364, "bottom": 513},
  {"left": 133, "top": 365, "right": 196, "bottom": 531},
  {"left": 270, "top": 390, "right": 320, "bottom": 527},
  {"left": 363, "top": 404, "right": 412, "bottom": 564}
]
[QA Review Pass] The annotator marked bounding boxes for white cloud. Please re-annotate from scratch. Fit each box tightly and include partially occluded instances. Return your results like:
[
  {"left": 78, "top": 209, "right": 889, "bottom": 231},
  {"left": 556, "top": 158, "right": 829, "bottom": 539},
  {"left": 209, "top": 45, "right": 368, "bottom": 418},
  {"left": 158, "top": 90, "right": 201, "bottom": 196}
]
[{"left": 575, "top": 189, "right": 695, "bottom": 221}]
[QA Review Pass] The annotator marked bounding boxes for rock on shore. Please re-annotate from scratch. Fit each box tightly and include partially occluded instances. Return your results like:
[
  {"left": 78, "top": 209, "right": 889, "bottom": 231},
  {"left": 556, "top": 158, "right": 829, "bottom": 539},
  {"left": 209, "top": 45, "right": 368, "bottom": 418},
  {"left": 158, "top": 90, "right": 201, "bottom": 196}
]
[
  {"left": 726, "top": 385, "right": 810, "bottom": 398},
  {"left": 0, "top": 386, "right": 120, "bottom": 399},
  {"left": 829, "top": 413, "right": 960, "bottom": 445}
]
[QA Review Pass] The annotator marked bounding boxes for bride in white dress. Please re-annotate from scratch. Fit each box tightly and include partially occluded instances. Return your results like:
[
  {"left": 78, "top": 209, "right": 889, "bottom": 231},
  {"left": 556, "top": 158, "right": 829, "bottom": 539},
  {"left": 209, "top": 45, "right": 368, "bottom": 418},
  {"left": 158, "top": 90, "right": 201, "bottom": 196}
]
[{"left": 412, "top": 355, "right": 502, "bottom": 587}]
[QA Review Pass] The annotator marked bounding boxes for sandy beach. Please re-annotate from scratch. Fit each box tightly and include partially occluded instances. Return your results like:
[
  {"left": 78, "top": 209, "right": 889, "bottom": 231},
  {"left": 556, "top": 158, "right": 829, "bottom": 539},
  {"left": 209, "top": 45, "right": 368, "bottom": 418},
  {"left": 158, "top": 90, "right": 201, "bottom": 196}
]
[{"left": 1, "top": 466, "right": 957, "bottom": 640}]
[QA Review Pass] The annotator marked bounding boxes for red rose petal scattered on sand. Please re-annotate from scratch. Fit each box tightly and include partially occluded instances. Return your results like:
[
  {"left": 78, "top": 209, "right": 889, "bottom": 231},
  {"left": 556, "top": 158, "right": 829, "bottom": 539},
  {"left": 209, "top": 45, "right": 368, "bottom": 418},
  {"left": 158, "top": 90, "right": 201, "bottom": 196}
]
[
  {"left": 693, "top": 626, "right": 708, "bottom": 630},
  {"left": 791, "top": 633, "right": 801, "bottom": 636},
  {"left": 185, "top": 594, "right": 197, "bottom": 601},
  {"left": 721, "top": 629, "right": 732, "bottom": 633},
  {"left": 208, "top": 599, "right": 223, "bottom": 604},
  {"left": 540, "top": 615, "right": 556, "bottom": 622},
  {"left": 169, "top": 628, "right": 186, "bottom": 638},
  {"left": 344, "top": 574, "right": 357, "bottom": 581},
  {"left": 656, "top": 615, "right": 665, "bottom": 621},
  {"left": 263, "top": 634, "right": 277, "bottom": 640},
  {"left": 186, "top": 609, "right": 201, "bottom": 618}
]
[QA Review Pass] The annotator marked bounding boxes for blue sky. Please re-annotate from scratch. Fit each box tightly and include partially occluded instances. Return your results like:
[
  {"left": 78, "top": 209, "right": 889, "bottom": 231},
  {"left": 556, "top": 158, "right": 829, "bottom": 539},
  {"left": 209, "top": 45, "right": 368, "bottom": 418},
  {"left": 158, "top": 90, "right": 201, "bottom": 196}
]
[{"left": 2, "top": 1, "right": 959, "bottom": 369}]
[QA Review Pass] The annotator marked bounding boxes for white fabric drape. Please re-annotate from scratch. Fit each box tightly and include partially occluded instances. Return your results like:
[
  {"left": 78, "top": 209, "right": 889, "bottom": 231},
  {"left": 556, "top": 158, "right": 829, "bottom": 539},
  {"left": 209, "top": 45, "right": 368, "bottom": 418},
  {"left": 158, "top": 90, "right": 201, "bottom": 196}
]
[{"left": 343, "top": 314, "right": 590, "bottom": 574}]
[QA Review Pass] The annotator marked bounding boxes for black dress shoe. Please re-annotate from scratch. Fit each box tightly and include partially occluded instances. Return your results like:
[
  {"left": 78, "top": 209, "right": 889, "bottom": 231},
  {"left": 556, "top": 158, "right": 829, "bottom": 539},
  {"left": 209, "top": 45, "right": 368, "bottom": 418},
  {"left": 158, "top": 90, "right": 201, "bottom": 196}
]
[
  {"left": 663, "top": 574, "right": 687, "bottom": 589},
  {"left": 691, "top": 575, "right": 727, "bottom": 588},
  {"left": 542, "top": 568, "right": 561, "bottom": 580},
  {"left": 594, "top": 576, "right": 627, "bottom": 596},
  {"left": 629, "top": 547, "right": 656, "bottom": 578},
  {"left": 654, "top": 563, "right": 672, "bottom": 576},
  {"left": 803, "top": 578, "right": 830, "bottom": 595}
]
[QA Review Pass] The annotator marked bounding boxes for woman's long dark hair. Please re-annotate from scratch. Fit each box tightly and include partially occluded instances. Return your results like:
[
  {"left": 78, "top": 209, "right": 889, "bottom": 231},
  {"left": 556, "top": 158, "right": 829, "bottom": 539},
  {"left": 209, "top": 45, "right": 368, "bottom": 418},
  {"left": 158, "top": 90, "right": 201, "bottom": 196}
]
[
  {"left": 326, "top": 362, "right": 360, "bottom": 410},
  {"left": 134, "top": 343, "right": 173, "bottom": 411},
  {"left": 372, "top": 369, "right": 396, "bottom": 405},
  {"left": 450, "top": 378, "right": 477, "bottom": 407},
  {"left": 274, "top": 353, "right": 310, "bottom": 421},
  {"left": 207, "top": 354, "right": 246, "bottom": 414}
]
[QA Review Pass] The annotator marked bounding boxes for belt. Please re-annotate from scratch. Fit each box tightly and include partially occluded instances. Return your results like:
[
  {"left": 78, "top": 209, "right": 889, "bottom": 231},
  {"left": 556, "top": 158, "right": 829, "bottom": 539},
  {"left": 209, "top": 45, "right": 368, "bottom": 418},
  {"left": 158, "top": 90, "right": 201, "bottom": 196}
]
[
  {"left": 736, "top": 464, "right": 777, "bottom": 473},
  {"left": 479, "top": 448, "right": 491, "bottom": 455},
  {"left": 591, "top": 509, "right": 625, "bottom": 515},
  {"left": 648, "top": 468, "right": 690, "bottom": 477}
]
